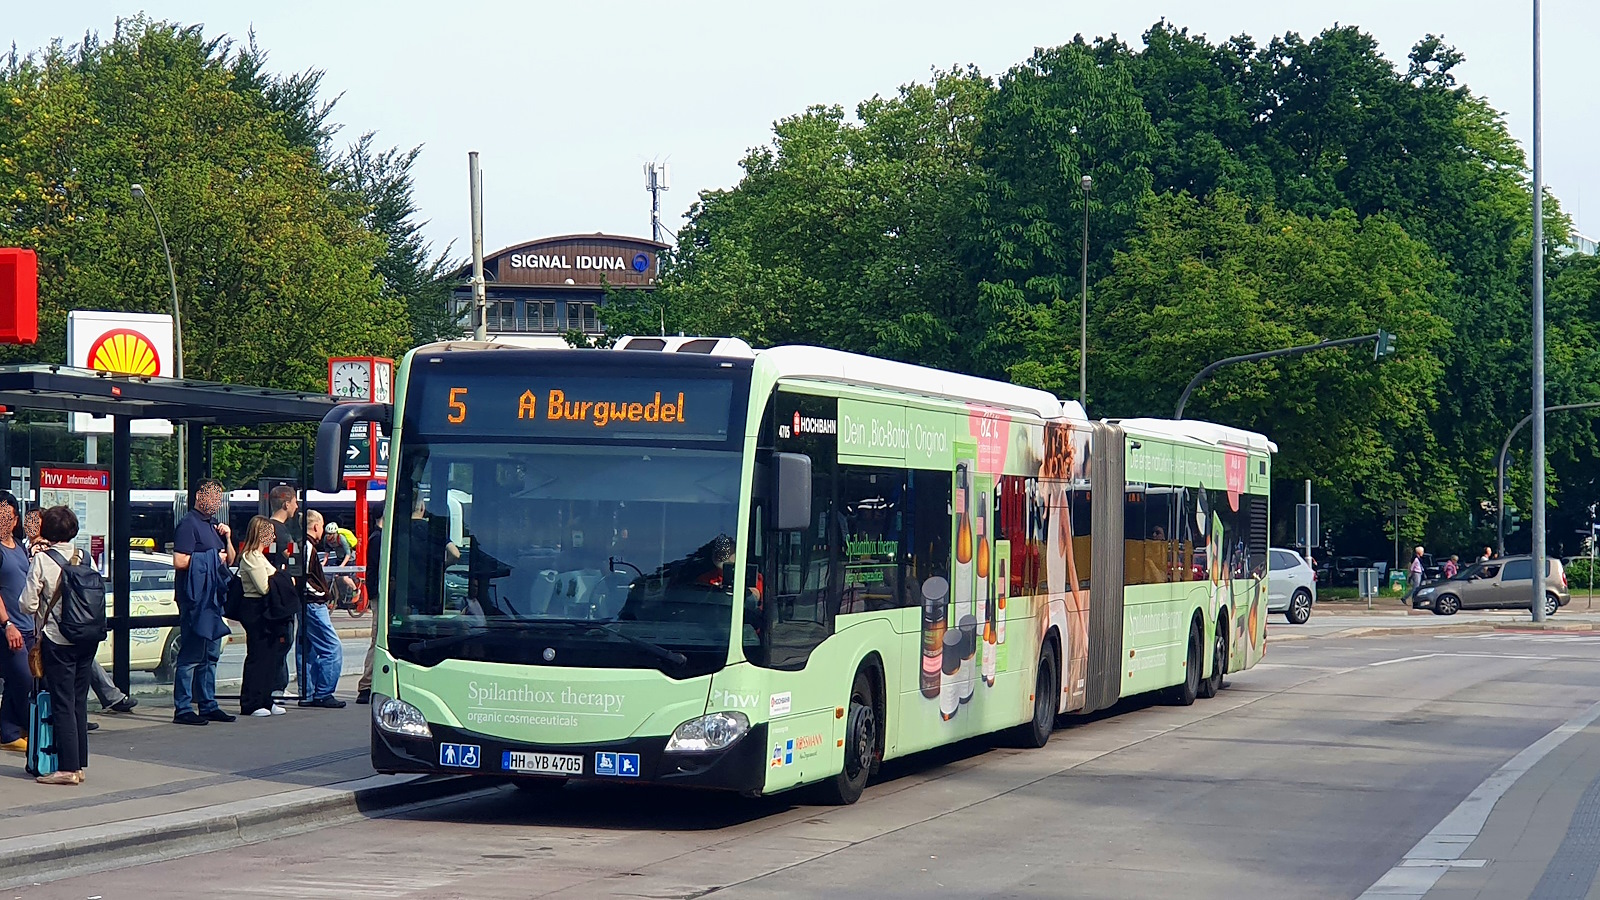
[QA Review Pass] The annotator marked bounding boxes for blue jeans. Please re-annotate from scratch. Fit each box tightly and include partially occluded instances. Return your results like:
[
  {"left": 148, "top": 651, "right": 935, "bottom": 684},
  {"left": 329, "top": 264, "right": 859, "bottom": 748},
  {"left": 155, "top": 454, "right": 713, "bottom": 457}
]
[
  {"left": 297, "top": 604, "right": 343, "bottom": 699},
  {"left": 173, "top": 627, "right": 223, "bottom": 714},
  {"left": 0, "top": 628, "right": 33, "bottom": 743}
]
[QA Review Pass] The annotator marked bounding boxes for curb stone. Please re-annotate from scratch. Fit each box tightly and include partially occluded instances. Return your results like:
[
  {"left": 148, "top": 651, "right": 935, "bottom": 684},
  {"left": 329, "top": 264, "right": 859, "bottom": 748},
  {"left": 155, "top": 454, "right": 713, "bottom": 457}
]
[
  {"left": 1269, "top": 623, "right": 1499, "bottom": 643},
  {"left": 0, "top": 773, "right": 491, "bottom": 889}
]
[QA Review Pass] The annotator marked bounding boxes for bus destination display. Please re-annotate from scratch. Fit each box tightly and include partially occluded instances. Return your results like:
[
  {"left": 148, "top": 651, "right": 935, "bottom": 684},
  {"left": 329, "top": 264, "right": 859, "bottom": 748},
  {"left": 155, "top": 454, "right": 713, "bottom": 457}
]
[{"left": 419, "top": 375, "right": 734, "bottom": 441}]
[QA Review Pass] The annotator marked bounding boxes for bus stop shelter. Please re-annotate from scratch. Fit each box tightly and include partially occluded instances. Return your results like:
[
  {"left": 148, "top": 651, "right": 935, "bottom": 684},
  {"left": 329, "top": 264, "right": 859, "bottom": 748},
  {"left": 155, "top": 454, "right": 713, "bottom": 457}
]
[{"left": 0, "top": 364, "right": 377, "bottom": 691}]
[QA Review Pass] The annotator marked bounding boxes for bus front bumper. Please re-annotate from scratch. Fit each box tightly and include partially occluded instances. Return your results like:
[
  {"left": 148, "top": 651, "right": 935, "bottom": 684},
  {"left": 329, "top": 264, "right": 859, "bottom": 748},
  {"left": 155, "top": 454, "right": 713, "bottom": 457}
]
[{"left": 372, "top": 716, "right": 769, "bottom": 794}]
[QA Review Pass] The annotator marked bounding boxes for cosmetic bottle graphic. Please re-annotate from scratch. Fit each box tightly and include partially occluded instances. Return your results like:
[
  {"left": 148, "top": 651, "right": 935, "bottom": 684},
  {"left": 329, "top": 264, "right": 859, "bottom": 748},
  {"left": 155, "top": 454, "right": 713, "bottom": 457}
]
[{"left": 920, "top": 576, "right": 949, "bottom": 699}]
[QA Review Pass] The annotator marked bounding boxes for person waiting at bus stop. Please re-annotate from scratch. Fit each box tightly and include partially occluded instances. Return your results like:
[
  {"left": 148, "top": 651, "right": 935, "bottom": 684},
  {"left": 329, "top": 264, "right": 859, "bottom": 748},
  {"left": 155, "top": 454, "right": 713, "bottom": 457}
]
[
  {"left": 237, "top": 516, "right": 298, "bottom": 717},
  {"left": 172, "top": 479, "right": 236, "bottom": 726},
  {"left": 296, "top": 510, "right": 345, "bottom": 708}
]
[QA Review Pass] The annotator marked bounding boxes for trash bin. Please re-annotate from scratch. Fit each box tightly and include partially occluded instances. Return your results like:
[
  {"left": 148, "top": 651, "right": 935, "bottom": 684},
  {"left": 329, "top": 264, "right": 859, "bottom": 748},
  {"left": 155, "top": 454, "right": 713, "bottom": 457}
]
[{"left": 1388, "top": 570, "right": 1409, "bottom": 593}]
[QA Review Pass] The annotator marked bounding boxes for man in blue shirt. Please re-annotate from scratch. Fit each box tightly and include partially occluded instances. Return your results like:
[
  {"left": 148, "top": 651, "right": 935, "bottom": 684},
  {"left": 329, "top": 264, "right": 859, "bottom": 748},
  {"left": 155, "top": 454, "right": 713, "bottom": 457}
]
[{"left": 172, "top": 479, "right": 236, "bottom": 726}]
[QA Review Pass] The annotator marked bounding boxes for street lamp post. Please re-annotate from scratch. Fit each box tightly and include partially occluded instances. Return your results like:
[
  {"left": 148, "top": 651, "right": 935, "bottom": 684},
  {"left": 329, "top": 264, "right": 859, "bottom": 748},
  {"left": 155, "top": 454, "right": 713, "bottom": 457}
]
[
  {"left": 130, "top": 184, "right": 185, "bottom": 492},
  {"left": 1079, "top": 174, "right": 1092, "bottom": 410},
  {"left": 1530, "top": 0, "right": 1548, "bottom": 621}
]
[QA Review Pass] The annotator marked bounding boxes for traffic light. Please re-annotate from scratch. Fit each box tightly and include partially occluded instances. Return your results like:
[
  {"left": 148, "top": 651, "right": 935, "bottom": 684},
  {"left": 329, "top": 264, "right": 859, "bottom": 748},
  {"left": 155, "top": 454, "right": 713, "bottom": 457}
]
[
  {"left": 1374, "top": 329, "right": 1397, "bottom": 361},
  {"left": 1507, "top": 504, "right": 1522, "bottom": 535}
]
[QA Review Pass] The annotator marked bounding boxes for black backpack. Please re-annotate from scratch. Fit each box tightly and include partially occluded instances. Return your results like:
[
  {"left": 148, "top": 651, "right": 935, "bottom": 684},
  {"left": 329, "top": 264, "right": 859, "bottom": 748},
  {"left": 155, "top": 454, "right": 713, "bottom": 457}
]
[{"left": 45, "top": 548, "right": 108, "bottom": 647}]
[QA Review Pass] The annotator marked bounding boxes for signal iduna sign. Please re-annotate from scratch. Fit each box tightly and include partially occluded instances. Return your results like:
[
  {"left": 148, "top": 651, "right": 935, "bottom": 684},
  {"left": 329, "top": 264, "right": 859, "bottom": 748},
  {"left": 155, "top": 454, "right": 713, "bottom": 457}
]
[{"left": 67, "top": 311, "right": 175, "bottom": 435}]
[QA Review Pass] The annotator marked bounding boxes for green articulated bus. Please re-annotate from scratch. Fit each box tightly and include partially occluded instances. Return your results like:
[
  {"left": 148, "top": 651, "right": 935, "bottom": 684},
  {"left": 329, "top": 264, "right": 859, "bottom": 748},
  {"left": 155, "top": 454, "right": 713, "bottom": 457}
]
[{"left": 315, "top": 336, "right": 1274, "bottom": 803}]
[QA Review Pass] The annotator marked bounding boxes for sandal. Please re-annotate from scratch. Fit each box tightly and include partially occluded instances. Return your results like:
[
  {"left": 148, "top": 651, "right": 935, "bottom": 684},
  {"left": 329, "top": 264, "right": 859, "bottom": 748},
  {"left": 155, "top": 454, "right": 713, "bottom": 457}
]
[{"left": 35, "top": 771, "right": 79, "bottom": 785}]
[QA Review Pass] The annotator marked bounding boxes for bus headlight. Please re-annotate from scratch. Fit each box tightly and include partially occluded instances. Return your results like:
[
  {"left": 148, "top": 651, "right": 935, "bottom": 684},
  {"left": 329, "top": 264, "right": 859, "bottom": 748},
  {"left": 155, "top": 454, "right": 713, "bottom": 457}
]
[
  {"left": 664, "top": 711, "right": 749, "bottom": 753},
  {"left": 374, "top": 695, "right": 433, "bottom": 739}
]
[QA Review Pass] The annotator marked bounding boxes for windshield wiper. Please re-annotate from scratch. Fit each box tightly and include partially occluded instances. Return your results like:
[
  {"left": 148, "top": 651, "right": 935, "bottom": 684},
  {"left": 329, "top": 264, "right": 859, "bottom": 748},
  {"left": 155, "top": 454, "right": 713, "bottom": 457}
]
[
  {"left": 406, "top": 627, "right": 494, "bottom": 659},
  {"left": 536, "top": 618, "right": 688, "bottom": 667}
]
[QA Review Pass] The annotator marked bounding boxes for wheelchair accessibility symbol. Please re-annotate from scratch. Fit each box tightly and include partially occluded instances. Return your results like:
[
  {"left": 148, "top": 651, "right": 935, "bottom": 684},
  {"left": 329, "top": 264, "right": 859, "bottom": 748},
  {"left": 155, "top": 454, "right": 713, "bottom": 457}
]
[{"left": 440, "top": 742, "right": 481, "bottom": 769}]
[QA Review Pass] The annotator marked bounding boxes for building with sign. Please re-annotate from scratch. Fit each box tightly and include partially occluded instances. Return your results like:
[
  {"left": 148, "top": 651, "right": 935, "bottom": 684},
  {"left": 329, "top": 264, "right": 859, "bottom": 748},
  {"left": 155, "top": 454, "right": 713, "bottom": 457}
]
[{"left": 450, "top": 233, "right": 667, "bottom": 346}]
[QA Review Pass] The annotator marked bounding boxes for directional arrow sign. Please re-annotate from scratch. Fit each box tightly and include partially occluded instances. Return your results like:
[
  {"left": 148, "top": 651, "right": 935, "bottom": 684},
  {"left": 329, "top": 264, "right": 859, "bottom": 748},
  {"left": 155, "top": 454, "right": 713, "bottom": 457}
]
[{"left": 342, "top": 422, "right": 390, "bottom": 478}]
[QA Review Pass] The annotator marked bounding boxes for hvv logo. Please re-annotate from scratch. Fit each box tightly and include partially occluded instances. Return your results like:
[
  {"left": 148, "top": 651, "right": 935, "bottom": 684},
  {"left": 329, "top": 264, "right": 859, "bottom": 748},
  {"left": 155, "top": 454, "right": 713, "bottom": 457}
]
[{"left": 709, "top": 688, "right": 759, "bottom": 710}]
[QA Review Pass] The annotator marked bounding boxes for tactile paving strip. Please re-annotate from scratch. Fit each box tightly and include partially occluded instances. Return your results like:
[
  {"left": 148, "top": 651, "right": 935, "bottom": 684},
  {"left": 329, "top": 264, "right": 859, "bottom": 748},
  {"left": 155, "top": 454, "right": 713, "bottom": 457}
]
[{"left": 1529, "top": 769, "right": 1600, "bottom": 900}]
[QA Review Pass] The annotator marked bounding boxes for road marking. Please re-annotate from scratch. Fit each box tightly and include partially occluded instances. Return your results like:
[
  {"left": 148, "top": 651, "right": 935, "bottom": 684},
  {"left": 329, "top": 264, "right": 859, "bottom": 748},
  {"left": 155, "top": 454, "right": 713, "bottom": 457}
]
[
  {"left": 1358, "top": 695, "right": 1600, "bottom": 899},
  {"left": 1369, "top": 654, "right": 1442, "bottom": 666}
]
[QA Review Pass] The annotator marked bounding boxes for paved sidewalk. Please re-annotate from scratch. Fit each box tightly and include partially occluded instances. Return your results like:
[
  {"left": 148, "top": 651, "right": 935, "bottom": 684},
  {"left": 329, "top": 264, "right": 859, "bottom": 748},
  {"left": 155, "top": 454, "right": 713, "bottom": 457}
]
[{"left": 0, "top": 630, "right": 477, "bottom": 888}]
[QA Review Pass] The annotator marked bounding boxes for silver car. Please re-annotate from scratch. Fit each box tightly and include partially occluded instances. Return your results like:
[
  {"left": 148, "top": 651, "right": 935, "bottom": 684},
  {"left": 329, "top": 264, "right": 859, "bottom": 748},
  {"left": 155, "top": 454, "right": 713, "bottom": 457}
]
[
  {"left": 1267, "top": 548, "right": 1317, "bottom": 624},
  {"left": 1412, "top": 555, "right": 1570, "bottom": 616}
]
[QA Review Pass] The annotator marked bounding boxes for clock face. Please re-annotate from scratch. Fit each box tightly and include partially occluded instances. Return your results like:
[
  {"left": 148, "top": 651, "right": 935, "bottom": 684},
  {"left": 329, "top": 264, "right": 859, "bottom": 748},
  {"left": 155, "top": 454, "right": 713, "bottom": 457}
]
[
  {"left": 331, "top": 360, "right": 371, "bottom": 399},
  {"left": 374, "top": 362, "right": 393, "bottom": 404}
]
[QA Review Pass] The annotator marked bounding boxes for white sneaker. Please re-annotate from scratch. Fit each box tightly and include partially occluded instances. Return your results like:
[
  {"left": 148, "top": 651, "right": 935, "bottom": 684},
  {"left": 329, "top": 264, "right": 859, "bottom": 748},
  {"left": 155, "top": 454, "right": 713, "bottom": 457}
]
[
  {"left": 250, "top": 708, "right": 272, "bottom": 717},
  {"left": 270, "top": 705, "right": 286, "bottom": 716}
]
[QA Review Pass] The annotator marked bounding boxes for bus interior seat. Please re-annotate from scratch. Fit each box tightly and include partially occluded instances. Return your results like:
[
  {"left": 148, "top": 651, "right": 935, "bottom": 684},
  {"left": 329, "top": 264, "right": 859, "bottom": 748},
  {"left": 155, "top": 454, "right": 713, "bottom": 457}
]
[
  {"left": 546, "top": 570, "right": 605, "bottom": 618},
  {"left": 518, "top": 569, "right": 557, "bottom": 617}
]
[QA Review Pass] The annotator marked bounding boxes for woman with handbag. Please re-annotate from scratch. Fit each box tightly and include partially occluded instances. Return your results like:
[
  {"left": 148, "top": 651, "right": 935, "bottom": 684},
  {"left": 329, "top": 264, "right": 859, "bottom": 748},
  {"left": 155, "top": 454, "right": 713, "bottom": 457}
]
[
  {"left": 0, "top": 492, "right": 34, "bottom": 752},
  {"left": 238, "top": 517, "right": 290, "bottom": 718},
  {"left": 19, "top": 506, "right": 91, "bottom": 785}
]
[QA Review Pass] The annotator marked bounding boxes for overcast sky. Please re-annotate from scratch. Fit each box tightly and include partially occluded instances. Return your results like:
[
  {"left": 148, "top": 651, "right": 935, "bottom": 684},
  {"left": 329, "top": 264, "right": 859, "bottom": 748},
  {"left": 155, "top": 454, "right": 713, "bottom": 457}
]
[{"left": 12, "top": 1, "right": 1599, "bottom": 259}]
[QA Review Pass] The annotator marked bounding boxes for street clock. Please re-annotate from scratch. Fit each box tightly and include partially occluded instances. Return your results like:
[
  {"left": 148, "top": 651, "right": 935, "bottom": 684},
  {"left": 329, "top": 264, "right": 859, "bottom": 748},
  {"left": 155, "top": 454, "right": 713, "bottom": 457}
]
[{"left": 327, "top": 356, "right": 395, "bottom": 403}]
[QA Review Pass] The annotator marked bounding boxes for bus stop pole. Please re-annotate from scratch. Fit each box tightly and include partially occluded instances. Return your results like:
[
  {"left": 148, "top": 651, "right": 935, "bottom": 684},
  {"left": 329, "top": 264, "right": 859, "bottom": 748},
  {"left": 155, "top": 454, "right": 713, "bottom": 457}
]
[{"left": 112, "top": 414, "right": 133, "bottom": 695}]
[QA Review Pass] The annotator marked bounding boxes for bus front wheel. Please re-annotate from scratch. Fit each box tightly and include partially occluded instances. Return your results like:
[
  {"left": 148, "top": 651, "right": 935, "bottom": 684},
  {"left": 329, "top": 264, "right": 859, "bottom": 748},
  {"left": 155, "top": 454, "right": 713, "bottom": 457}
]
[{"left": 816, "top": 668, "right": 876, "bottom": 806}]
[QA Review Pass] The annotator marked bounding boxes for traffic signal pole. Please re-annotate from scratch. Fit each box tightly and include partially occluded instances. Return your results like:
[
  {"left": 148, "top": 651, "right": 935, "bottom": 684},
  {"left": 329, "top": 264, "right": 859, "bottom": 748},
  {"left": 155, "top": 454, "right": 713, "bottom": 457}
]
[
  {"left": 1495, "top": 402, "right": 1600, "bottom": 557},
  {"left": 1174, "top": 331, "right": 1393, "bottom": 420}
]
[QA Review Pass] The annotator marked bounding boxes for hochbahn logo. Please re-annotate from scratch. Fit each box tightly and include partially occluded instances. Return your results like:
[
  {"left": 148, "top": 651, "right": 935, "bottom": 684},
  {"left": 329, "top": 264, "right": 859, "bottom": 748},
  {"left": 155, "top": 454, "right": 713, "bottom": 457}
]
[
  {"left": 87, "top": 328, "right": 161, "bottom": 376},
  {"left": 791, "top": 412, "right": 837, "bottom": 436}
]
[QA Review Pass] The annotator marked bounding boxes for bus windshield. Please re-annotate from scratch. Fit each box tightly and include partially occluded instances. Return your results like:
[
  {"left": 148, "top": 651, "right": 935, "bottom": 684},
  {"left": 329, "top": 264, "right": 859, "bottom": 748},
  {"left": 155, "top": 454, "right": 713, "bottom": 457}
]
[{"left": 388, "top": 438, "right": 743, "bottom": 677}]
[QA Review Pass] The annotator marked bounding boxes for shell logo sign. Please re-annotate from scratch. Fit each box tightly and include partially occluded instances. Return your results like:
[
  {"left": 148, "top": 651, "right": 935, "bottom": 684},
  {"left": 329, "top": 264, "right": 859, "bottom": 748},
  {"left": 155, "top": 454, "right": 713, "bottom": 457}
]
[
  {"left": 87, "top": 328, "right": 162, "bottom": 376},
  {"left": 66, "top": 311, "right": 175, "bottom": 436}
]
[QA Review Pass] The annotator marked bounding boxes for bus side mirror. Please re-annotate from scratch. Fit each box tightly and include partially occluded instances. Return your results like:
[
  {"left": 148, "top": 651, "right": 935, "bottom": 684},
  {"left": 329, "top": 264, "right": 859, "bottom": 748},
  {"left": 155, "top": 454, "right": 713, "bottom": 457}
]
[
  {"left": 774, "top": 452, "right": 812, "bottom": 531},
  {"left": 315, "top": 403, "right": 392, "bottom": 494}
]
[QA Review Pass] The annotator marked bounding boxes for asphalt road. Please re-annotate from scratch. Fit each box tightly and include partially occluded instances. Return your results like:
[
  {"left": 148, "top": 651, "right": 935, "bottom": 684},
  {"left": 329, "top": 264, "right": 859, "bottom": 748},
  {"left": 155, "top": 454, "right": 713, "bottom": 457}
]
[{"left": 24, "top": 631, "right": 1600, "bottom": 899}]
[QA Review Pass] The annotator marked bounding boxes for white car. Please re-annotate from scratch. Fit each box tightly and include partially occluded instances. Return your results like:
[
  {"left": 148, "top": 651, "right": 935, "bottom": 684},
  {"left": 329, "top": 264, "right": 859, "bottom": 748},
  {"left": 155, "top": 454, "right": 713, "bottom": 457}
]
[
  {"left": 1266, "top": 548, "right": 1317, "bottom": 624},
  {"left": 93, "top": 551, "right": 233, "bottom": 678}
]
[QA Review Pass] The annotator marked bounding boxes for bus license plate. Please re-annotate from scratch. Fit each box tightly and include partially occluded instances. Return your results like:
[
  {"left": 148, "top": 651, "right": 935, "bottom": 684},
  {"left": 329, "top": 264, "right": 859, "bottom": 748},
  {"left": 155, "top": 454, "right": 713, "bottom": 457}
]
[{"left": 502, "top": 751, "right": 583, "bottom": 776}]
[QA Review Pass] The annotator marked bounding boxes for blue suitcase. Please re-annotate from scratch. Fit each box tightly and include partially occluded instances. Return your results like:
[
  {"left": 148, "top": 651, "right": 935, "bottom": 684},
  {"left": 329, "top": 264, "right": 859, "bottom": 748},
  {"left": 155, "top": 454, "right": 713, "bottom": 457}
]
[{"left": 25, "top": 688, "right": 56, "bottom": 777}]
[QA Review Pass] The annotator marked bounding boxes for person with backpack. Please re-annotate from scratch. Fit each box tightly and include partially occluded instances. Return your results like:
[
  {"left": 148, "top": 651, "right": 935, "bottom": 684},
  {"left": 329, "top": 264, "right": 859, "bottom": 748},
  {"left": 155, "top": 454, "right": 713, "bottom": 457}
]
[
  {"left": 171, "top": 479, "right": 236, "bottom": 726},
  {"left": 18, "top": 505, "right": 106, "bottom": 785}
]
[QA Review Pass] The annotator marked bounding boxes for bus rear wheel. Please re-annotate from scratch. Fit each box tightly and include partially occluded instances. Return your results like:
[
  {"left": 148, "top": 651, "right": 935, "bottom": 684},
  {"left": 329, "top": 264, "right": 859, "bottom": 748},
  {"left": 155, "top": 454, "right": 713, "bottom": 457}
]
[
  {"left": 1166, "top": 620, "right": 1202, "bottom": 707},
  {"left": 816, "top": 668, "right": 876, "bottom": 806},
  {"left": 1012, "top": 639, "right": 1059, "bottom": 749},
  {"left": 1198, "top": 619, "right": 1226, "bottom": 700}
]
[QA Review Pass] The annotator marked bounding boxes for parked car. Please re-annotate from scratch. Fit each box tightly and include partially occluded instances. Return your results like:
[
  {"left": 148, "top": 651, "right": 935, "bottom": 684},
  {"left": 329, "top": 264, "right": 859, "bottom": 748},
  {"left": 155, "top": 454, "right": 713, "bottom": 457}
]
[
  {"left": 93, "top": 551, "right": 234, "bottom": 679},
  {"left": 1267, "top": 548, "right": 1317, "bottom": 624},
  {"left": 1411, "top": 555, "right": 1569, "bottom": 616},
  {"left": 1322, "top": 555, "right": 1385, "bottom": 587}
]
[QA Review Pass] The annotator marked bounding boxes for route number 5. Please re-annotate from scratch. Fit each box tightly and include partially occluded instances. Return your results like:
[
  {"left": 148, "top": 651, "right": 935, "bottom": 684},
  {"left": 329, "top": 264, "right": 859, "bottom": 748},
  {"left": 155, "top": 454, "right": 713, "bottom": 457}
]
[{"left": 447, "top": 387, "right": 468, "bottom": 424}]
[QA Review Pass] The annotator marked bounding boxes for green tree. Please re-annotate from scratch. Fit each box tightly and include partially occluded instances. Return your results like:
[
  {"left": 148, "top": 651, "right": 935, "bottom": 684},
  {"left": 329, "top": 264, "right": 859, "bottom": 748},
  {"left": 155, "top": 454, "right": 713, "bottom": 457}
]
[
  {"left": 971, "top": 39, "right": 1161, "bottom": 393},
  {"left": 337, "top": 134, "right": 463, "bottom": 344},
  {"left": 653, "top": 68, "right": 994, "bottom": 368},
  {"left": 1093, "top": 192, "right": 1452, "bottom": 531}
]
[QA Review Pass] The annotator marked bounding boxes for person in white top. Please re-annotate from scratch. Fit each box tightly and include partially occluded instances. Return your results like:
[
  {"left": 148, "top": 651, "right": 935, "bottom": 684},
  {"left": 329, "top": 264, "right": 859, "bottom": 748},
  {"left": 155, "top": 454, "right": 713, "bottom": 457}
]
[{"left": 237, "top": 516, "right": 289, "bottom": 717}]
